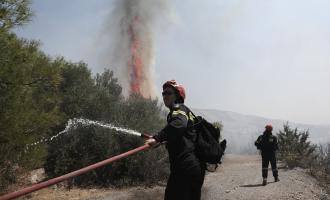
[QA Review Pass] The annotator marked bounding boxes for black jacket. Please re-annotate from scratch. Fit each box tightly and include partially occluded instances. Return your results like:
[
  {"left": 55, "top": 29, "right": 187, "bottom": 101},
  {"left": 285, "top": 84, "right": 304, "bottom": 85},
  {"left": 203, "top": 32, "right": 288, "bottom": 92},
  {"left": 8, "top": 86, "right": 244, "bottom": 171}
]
[
  {"left": 154, "top": 104, "right": 201, "bottom": 173},
  {"left": 255, "top": 131, "right": 279, "bottom": 153}
]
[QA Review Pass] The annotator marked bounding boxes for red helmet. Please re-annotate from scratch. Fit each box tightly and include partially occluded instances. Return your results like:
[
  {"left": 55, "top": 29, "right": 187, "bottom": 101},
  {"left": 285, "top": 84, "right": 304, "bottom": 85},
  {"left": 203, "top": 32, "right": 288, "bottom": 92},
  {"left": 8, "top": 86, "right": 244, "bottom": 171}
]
[
  {"left": 162, "top": 80, "right": 186, "bottom": 100},
  {"left": 265, "top": 124, "right": 273, "bottom": 131}
]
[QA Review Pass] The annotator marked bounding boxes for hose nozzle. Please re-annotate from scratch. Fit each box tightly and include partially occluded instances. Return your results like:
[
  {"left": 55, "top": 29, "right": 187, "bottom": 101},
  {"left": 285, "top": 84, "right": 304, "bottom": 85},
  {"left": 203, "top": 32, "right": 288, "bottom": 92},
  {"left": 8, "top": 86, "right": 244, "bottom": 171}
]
[{"left": 141, "top": 133, "right": 152, "bottom": 139}]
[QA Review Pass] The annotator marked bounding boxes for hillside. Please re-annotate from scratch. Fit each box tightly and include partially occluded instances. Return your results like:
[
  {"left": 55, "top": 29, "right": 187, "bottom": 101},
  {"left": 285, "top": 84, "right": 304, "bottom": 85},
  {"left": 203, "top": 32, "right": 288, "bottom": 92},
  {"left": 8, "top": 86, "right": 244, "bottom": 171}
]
[{"left": 193, "top": 109, "right": 330, "bottom": 154}]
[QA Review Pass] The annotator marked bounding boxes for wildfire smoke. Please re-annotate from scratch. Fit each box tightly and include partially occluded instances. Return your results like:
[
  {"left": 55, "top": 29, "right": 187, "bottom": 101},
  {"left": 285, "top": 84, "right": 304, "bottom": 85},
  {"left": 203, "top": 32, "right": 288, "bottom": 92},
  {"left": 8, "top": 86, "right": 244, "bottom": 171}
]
[{"left": 104, "top": 0, "right": 168, "bottom": 98}]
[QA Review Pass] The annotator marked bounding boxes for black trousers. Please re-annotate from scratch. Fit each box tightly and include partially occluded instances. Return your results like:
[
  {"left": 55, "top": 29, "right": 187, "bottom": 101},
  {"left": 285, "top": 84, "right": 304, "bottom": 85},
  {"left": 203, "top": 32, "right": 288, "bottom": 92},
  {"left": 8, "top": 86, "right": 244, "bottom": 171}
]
[
  {"left": 164, "top": 167, "right": 205, "bottom": 200},
  {"left": 261, "top": 151, "right": 278, "bottom": 179}
]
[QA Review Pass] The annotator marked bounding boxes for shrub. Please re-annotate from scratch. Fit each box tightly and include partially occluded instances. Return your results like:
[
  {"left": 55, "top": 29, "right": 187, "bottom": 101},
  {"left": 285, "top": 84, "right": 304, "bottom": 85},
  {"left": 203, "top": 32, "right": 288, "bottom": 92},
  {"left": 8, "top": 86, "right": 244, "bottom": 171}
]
[
  {"left": 310, "top": 143, "right": 330, "bottom": 193},
  {"left": 277, "top": 123, "right": 317, "bottom": 169}
]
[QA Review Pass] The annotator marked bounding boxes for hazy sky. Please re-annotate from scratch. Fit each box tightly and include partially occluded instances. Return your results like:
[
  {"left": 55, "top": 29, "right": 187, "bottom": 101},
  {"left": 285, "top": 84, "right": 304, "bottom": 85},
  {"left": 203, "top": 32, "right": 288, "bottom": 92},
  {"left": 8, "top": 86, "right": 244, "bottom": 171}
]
[{"left": 15, "top": 0, "right": 330, "bottom": 125}]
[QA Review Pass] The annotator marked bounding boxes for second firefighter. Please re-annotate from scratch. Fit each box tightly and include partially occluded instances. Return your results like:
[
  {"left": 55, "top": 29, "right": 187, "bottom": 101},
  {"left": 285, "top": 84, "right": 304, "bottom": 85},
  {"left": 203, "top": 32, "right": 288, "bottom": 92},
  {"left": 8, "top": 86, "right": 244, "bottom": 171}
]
[{"left": 255, "top": 124, "right": 279, "bottom": 186}]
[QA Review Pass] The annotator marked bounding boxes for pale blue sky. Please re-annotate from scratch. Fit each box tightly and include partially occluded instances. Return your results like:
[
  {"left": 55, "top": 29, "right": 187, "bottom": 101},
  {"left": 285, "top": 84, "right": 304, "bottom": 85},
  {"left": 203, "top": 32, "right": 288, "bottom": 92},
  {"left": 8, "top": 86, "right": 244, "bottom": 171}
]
[{"left": 15, "top": 0, "right": 330, "bottom": 125}]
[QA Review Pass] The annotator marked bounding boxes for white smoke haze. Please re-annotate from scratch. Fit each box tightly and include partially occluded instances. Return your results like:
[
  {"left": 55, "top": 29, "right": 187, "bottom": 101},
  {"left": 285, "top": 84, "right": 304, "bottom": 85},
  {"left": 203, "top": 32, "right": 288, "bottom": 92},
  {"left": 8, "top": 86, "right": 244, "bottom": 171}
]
[
  {"left": 155, "top": 0, "right": 330, "bottom": 125},
  {"left": 195, "top": 108, "right": 330, "bottom": 154},
  {"left": 14, "top": 0, "right": 330, "bottom": 124},
  {"left": 99, "top": 0, "right": 169, "bottom": 98}
]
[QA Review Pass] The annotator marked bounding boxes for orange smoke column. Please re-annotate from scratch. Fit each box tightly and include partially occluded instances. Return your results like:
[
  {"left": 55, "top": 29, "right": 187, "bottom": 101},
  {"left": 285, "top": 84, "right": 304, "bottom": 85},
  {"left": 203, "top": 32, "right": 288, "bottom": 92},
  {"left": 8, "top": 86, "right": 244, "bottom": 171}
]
[
  {"left": 105, "top": 0, "right": 168, "bottom": 98},
  {"left": 128, "top": 16, "right": 143, "bottom": 96}
]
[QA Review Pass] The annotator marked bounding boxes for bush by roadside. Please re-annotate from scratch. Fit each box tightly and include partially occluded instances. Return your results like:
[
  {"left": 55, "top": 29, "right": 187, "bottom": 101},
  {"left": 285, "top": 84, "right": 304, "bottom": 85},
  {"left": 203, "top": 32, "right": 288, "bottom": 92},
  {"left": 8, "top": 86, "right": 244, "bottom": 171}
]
[{"left": 277, "top": 123, "right": 329, "bottom": 194}]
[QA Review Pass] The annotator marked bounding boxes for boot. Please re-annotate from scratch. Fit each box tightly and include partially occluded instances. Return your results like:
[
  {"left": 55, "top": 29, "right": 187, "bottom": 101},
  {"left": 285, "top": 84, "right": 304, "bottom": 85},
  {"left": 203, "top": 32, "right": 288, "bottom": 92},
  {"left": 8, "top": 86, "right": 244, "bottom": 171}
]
[
  {"left": 274, "top": 176, "right": 280, "bottom": 182},
  {"left": 262, "top": 178, "right": 267, "bottom": 186}
]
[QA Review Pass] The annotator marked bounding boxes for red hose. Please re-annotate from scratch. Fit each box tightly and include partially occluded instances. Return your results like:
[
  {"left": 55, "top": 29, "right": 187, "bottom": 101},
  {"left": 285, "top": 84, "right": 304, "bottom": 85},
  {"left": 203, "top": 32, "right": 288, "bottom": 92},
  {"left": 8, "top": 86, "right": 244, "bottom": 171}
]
[{"left": 0, "top": 144, "right": 151, "bottom": 200}]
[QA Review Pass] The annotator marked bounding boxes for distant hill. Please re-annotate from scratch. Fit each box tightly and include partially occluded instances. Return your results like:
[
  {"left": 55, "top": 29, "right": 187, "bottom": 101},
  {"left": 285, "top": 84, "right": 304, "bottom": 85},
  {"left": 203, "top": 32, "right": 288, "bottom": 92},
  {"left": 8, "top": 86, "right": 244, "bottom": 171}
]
[{"left": 193, "top": 108, "right": 330, "bottom": 154}]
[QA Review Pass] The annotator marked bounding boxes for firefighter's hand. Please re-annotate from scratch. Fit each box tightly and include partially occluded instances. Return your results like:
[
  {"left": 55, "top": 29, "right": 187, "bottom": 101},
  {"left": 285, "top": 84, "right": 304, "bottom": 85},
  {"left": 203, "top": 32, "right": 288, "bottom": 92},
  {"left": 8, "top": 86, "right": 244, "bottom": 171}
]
[{"left": 145, "top": 138, "right": 158, "bottom": 147}]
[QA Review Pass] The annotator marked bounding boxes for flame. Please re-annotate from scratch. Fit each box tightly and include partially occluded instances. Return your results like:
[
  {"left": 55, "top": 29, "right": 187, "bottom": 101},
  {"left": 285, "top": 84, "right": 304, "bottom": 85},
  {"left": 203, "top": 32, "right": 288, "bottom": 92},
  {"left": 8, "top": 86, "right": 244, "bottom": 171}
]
[
  {"left": 128, "top": 16, "right": 144, "bottom": 96},
  {"left": 106, "top": 0, "right": 165, "bottom": 98}
]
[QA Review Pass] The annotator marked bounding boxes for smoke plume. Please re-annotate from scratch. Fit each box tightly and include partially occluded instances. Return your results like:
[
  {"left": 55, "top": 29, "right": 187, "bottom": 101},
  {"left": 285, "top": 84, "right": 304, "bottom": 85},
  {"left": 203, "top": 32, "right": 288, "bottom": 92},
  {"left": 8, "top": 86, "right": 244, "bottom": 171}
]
[{"left": 102, "top": 0, "right": 168, "bottom": 98}]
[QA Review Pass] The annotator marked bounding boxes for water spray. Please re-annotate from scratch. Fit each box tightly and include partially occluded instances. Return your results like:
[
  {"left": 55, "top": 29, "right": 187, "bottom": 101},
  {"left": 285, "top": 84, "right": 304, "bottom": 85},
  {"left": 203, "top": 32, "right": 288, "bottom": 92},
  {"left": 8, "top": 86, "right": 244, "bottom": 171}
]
[{"left": 26, "top": 118, "right": 152, "bottom": 151}]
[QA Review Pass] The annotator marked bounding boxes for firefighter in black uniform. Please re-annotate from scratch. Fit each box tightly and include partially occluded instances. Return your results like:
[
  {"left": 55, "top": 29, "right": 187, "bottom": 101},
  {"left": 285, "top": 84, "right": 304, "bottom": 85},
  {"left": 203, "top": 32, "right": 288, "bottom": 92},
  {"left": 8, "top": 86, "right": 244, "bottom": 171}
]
[
  {"left": 146, "top": 80, "right": 205, "bottom": 200},
  {"left": 255, "top": 124, "right": 279, "bottom": 186}
]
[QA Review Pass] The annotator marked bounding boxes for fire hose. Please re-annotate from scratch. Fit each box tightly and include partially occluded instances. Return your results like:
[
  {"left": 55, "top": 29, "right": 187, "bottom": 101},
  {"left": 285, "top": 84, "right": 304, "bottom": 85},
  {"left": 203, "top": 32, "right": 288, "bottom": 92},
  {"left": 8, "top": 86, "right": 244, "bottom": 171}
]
[{"left": 0, "top": 134, "right": 155, "bottom": 200}]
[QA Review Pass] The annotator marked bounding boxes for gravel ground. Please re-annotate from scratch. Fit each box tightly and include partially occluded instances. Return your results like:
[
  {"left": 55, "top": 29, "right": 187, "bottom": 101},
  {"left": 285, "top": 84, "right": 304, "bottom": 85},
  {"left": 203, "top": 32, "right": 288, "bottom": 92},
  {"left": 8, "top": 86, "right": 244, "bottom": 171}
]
[
  {"left": 96, "top": 154, "right": 329, "bottom": 200},
  {"left": 201, "top": 154, "right": 329, "bottom": 200}
]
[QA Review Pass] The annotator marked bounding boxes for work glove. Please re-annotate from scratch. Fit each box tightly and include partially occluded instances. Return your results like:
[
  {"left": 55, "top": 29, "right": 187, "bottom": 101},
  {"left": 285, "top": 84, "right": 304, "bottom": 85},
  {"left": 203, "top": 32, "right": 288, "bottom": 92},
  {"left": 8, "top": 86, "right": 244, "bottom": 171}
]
[{"left": 144, "top": 138, "right": 160, "bottom": 148}]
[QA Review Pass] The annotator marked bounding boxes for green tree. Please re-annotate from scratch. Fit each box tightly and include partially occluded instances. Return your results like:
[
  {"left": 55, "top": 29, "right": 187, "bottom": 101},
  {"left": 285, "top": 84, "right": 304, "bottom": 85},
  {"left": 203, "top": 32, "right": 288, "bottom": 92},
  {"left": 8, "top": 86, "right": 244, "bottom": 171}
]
[
  {"left": 0, "top": 30, "right": 62, "bottom": 192},
  {"left": 0, "top": 0, "right": 32, "bottom": 30},
  {"left": 56, "top": 59, "right": 95, "bottom": 120},
  {"left": 88, "top": 69, "right": 122, "bottom": 121},
  {"left": 277, "top": 123, "right": 317, "bottom": 168}
]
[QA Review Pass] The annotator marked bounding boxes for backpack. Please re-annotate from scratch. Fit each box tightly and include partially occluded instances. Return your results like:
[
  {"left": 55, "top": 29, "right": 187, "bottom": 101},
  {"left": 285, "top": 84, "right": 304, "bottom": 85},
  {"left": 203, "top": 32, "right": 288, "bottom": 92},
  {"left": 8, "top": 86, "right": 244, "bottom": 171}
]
[{"left": 191, "top": 115, "right": 227, "bottom": 166}]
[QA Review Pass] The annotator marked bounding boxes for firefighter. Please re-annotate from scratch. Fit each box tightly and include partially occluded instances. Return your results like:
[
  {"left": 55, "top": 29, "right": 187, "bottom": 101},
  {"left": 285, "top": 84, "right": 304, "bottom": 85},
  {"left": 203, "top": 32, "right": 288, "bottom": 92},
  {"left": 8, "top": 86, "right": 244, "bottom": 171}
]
[
  {"left": 146, "top": 80, "right": 205, "bottom": 200},
  {"left": 255, "top": 124, "right": 279, "bottom": 185}
]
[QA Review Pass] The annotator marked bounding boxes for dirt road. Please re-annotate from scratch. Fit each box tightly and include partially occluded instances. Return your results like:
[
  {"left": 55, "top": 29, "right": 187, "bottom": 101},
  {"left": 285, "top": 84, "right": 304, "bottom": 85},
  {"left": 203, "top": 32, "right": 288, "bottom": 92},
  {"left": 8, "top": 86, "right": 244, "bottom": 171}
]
[
  {"left": 94, "top": 154, "right": 328, "bottom": 200},
  {"left": 25, "top": 154, "right": 328, "bottom": 200}
]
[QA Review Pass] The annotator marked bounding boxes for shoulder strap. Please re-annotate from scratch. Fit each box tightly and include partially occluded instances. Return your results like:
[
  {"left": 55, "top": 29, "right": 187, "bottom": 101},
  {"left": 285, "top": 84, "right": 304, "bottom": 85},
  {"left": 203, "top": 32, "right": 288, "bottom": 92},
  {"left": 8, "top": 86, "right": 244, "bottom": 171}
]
[
  {"left": 185, "top": 109, "right": 203, "bottom": 128},
  {"left": 171, "top": 110, "right": 189, "bottom": 120}
]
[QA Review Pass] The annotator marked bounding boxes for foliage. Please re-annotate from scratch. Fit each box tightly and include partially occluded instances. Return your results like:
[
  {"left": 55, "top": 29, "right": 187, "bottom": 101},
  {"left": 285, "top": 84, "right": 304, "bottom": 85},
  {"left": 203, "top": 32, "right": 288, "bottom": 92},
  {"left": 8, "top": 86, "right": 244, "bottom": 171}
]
[
  {"left": 0, "top": 30, "right": 62, "bottom": 192},
  {"left": 88, "top": 69, "right": 122, "bottom": 121},
  {"left": 310, "top": 143, "right": 330, "bottom": 193},
  {"left": 56, "top": 60, "right": 94, "bottom": 120},
  {"left": 277, "top": 122, "right": 317, "bottom": 169},
  {"left": 0, "top": 0, "right": 32, "bottom": 30}
]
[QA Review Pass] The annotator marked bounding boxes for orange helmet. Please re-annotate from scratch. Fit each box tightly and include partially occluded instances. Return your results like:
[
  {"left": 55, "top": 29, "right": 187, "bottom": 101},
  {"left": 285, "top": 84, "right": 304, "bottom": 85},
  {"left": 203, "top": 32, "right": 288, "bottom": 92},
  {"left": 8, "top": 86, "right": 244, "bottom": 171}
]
[
  {"left": 162, "top": 80, "right": 186, "bottom": 100},
  {"left": 265, "top": 124, "right": 273, "bottom": 131}
]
